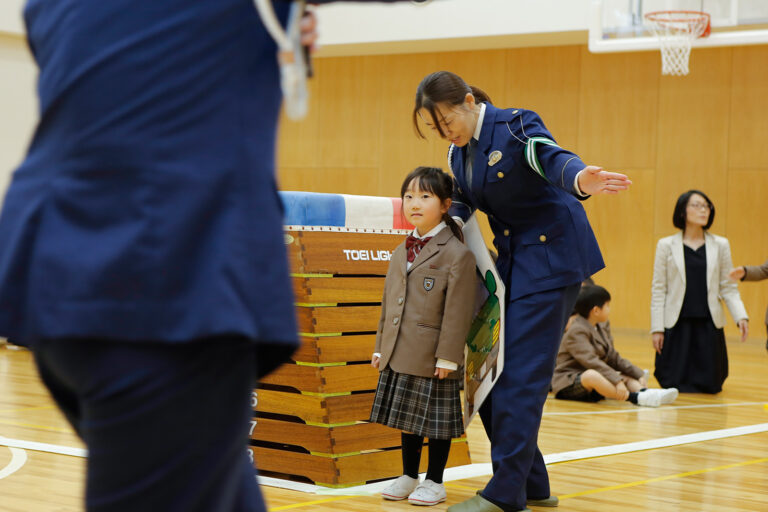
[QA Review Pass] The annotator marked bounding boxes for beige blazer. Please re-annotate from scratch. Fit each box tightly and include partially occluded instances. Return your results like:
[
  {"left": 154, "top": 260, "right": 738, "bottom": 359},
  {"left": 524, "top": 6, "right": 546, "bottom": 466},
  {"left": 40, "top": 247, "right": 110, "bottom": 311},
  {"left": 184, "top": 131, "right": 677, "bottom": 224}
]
[
  {"left": 374, "top": 227, "right": 477, "bottom": 378},
  {"left": 743, "top": 259, "right": 768, "bottom": 325},
  {"left": 551, "top": 316, "right": 643, "bottom": 395},
  {"left": 651, "top": 232, "right": 748, "bottom": 333}
]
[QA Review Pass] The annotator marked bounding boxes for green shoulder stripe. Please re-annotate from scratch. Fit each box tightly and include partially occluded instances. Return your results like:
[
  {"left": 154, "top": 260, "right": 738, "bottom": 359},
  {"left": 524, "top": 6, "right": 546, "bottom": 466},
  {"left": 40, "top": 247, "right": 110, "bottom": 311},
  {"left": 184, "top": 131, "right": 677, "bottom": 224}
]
[{"left": 525, "top": 136, "right": 558, "bottom": 183}]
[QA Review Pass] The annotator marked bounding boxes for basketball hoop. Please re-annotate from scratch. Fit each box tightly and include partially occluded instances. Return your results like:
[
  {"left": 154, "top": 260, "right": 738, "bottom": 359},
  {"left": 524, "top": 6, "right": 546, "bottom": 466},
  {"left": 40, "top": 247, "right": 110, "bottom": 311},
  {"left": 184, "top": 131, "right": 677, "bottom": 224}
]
[{"left": 644, "top": 10, "right": 711, "bottom": 76}]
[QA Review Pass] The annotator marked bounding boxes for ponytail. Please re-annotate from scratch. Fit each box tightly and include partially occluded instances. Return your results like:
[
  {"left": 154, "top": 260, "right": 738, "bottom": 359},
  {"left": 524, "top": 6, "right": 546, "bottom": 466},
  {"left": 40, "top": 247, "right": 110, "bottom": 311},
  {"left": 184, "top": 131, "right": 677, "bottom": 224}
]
[
  {"left": 469, "top": 85, "right": 492, "bottom": 105},
  {"left": 443, "top": 213, "right": 464, "bottom": 243}
]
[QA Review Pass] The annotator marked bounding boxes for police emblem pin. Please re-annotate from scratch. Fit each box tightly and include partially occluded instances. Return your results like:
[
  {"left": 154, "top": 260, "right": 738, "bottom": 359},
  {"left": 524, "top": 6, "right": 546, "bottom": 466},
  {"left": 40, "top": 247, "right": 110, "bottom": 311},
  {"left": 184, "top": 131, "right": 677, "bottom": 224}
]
[
  {"left": 423, "top": 277, "right": 435, "bottom": 291},
  {"left": 488, "top": 150, "right": 502, "bottom": 166}
]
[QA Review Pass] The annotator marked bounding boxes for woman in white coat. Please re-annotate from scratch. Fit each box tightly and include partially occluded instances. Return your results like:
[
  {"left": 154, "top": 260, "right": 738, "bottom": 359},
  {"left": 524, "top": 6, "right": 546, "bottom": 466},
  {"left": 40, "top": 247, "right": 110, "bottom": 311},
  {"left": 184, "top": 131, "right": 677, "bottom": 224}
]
[{"left": 651, "top": 190, "right": 748, "bottom": 393}]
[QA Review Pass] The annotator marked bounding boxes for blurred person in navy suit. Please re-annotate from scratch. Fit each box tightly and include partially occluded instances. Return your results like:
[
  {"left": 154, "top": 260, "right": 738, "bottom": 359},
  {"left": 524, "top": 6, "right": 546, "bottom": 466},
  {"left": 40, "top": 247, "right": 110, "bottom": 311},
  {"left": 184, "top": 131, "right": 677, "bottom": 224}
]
[{"left": 0, "top": 1, "right": 404, "bottom": 510}]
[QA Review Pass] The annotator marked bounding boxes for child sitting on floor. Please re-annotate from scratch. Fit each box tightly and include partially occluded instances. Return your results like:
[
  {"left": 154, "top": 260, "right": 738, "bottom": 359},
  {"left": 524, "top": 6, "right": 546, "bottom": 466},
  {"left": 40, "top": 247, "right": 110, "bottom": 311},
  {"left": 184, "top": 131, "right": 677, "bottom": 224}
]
[{"left": 552, "top": 285, "right": 678, "bottom": 407}]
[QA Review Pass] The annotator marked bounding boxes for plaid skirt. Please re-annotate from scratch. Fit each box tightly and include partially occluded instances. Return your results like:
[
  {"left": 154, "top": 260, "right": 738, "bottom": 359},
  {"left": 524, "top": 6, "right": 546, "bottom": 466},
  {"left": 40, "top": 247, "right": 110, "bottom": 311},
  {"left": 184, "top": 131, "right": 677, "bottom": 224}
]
[{"left": 369, "top": 367, "right": 464, "bottom": 439}]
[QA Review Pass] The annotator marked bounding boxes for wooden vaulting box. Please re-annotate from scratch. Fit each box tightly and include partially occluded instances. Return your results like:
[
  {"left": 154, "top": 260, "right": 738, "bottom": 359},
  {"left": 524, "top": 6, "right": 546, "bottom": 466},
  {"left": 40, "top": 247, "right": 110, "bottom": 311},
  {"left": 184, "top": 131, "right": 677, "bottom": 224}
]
[{"left": 248, "top": 192, "right": 471, "bottom": 487}]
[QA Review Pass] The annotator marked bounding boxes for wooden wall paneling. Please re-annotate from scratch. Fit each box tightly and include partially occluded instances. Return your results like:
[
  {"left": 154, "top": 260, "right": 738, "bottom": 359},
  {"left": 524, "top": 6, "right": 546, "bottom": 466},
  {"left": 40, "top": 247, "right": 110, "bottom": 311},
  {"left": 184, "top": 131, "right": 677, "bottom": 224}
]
[
  {"left": 582, "top": 169, "right": 657, "bottom": 329},
  {"left": 653, "top": 48, "right": 733, "bottom": 238},
  {"left": 278, "top": 167, "right": 380, "bottom": 196},
  {"left": 728, "top": 45, "right": 768, "bottom": 170},
  {"left": 504, "top": 45, "right": 582, "bottom": 151},
  {"left": 725, "top": 170, "right": 768, "bottom": 338},
  {"left": 429, "top": 49, "right": 508, "bottom": 168},
  {"left": 577, "top": 47, "right": 659, "bottom": 170},
  {"left": 376, "top": 53, "right": 442, "bottom": 197},
  {"left": 316, "top": 56, "right": 383, "bottom": 170}
]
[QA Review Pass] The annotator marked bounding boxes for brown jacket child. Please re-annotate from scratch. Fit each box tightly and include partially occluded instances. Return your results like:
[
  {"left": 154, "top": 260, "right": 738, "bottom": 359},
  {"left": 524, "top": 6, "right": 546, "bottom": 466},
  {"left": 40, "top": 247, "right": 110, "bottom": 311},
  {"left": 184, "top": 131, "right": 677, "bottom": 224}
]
[{"left": 552, "top": 285, "right": 678, "bottom": 407}]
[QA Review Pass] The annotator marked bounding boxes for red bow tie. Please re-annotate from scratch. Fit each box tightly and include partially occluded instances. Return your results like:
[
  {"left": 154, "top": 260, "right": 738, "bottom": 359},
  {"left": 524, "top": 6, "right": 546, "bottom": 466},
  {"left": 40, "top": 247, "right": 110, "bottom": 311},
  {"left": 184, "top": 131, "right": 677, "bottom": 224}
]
[{"left": 405, "top": 235, "right": 432, "bottom": 263}]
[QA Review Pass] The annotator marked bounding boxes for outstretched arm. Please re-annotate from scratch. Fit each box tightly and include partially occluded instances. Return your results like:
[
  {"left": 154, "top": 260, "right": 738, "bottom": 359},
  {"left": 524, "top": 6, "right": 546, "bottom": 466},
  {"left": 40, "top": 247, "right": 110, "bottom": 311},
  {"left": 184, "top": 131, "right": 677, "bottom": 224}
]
[
  {"left": 576, "top": 166, "right": 632, "bottom": 196},
  {"left": 521, "top": 110, "right": 631, "bottom": 197}
]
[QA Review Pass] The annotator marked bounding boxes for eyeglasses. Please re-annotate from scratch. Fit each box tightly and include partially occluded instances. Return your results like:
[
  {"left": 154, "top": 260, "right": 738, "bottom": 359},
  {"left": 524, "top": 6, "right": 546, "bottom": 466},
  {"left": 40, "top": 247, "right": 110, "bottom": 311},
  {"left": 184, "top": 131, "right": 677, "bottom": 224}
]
[{"left": 687, "top": 202, "right": 711, "bottom": 211}]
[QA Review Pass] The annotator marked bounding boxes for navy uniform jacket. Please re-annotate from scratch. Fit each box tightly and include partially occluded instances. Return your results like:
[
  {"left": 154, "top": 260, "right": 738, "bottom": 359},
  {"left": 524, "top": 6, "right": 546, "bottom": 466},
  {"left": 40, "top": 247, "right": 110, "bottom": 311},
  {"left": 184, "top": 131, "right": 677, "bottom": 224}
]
[
  {"left": 0, "top": 0, "right": 400, "bottom": 346},
  {"left": 449, "top": 103, "right": 604, "bottom": 299}
]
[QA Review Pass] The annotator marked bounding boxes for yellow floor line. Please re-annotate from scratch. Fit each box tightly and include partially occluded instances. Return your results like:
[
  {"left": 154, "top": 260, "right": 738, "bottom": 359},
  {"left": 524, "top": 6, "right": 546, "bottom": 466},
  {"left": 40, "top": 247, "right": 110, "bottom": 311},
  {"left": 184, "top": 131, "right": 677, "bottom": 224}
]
[
  {"left": 269, "top": 496, "right": 357, "bottom": 511},
  {"left": 0, "top": 418, "right": 74, "bottom": 433},
  {"left": 0, "top": 405, "right": 55, "bottom": 414},
  {"left": 559, "top": 456, "right": 768, "bottom": 500}
]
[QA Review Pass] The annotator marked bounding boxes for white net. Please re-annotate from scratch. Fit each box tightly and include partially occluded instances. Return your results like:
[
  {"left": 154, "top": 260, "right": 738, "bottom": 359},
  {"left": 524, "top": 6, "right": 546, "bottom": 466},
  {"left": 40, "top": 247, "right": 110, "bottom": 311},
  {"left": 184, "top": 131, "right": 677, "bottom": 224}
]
[{"left": 645, "top": 11, "right": 710, "bottom": 76}]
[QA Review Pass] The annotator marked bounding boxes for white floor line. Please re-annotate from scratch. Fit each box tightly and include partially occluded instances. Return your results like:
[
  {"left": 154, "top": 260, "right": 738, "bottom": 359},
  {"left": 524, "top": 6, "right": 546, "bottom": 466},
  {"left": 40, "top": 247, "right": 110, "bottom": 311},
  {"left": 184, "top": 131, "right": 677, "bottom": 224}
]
[
  {"left": 300, "top": 422, "right": 768, "bottom": 496},
  {"left": 0, "top": 446, "right": 27, "bottom": 480},
  {"left": 543, "top": 401, "right": 767, "bottom": 416},
  {"left": 3, "top": 421, "right": 767, "bottom": 493},
  {"left": 544, "top": 422, "right": 768, "bottom": 464},
  {"left": 0, "top": 435, "right": 86, "bottom": 457}
]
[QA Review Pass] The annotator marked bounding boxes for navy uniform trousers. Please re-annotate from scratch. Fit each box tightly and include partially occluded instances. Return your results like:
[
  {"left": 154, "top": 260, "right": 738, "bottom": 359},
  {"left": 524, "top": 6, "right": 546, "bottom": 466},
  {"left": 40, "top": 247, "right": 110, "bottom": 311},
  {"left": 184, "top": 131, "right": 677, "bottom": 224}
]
[
  {"left": 478, "top": 284, "right": 580, "bottom": 508},
  {"left": 32, "top": 338, "right": 295, "bottom": 512}
]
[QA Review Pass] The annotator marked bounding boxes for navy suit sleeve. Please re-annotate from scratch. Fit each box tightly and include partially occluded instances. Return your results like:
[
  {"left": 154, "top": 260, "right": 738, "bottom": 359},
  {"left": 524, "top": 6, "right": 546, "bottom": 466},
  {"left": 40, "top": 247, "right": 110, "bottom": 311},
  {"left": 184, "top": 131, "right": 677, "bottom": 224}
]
[
  {"left": 449, "top": 175, "right": 475, "bottom": 223},
  {"left": 521, "top": 110, "right": 586, "bottom": 197}
]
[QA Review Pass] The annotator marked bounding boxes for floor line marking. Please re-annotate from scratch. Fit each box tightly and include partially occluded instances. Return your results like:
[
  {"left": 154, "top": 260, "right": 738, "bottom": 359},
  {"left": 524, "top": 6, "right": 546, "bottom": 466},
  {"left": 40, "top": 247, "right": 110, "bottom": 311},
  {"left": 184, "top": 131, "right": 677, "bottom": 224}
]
[
  {"left": 3, "top": 422, "right": 767, "bottom": 497},
  {"left": 558, "top": 456, "right": 768, "bottom": 500},
  {"left": 268, "top": 496, "right": 357, "bottom": 511},
  {"left": 309, "top": 422, "right": 768, "bottom": 496},
  {"left": 0, "top": 436, "right": 86, "bottom": 457},
  {"left": 0, "top": 446, "right": 27, "bottom": 480},
  {"left": 0, "top": 405, "right": 55, "bottom": 414},
  {"left": 544, "top": 422, "right": 768, "bottom": 464},
  {"left": 543, "top": 401, "right": 766, "bottom": 416},
  {"left": 0, "top": 418, "right": 75, "bottom": 433}
]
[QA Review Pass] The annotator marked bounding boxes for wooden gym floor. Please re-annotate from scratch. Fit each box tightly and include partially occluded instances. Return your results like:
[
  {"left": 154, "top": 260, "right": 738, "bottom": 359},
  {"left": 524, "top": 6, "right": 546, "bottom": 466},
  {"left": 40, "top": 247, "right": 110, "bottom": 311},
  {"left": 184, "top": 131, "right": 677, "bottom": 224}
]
[{"left": 1, "top": 331, "right": 767, "bottom": 511}]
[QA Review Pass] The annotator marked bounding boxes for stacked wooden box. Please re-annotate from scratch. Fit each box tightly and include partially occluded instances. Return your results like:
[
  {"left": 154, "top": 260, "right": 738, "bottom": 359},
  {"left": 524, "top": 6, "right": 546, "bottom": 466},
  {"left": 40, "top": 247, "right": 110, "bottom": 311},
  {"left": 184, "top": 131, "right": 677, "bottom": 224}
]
[{"left": 249, "top": 226, "right": 471, "bottom": 487}]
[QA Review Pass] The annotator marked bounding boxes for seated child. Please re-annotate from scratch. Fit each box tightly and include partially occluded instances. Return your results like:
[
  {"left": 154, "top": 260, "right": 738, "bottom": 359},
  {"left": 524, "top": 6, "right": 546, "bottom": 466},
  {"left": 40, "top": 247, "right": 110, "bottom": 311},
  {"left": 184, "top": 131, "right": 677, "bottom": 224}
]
[{"left": 552, "top": 285, "right": 678, "bottom": 407}]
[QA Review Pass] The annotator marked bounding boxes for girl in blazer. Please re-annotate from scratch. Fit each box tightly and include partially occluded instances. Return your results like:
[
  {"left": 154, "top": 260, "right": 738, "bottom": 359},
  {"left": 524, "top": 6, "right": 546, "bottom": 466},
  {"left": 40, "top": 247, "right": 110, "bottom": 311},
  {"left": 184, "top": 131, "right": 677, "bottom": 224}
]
[
  {"left": 652, "top": 190, "right": 749, "bottom": 393},
  {"left": 412, "top": 71, "right": 631, "bottom": 512},
  {"left": 370, "top": 167, "right": 476, "bottom": 507}
]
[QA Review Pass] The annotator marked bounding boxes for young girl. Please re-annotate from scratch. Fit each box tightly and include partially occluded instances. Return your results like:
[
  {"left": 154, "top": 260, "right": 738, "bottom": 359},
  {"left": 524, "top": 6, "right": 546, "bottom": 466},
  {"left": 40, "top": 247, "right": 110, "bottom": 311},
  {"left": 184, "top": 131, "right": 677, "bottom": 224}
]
[{"left": 370, "top": 166, "right": 477, "bottom": 506}]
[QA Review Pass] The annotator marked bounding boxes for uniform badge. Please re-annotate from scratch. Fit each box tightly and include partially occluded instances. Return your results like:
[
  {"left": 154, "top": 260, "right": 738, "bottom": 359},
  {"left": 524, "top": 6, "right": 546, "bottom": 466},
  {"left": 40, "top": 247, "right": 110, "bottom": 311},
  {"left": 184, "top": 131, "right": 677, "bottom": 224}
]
[
  {"left": 488, "top": 150, "right": 502, "bottom": 166},
  {"left": 423, "top": 278, "right": 435, "bottom": 291}
]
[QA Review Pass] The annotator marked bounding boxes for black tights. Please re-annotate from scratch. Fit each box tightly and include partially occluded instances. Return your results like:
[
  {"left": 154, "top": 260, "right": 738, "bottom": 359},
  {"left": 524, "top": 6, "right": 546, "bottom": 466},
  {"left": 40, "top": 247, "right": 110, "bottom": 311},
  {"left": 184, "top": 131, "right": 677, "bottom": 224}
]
[{"left": 401, "top": 432, "right": 452, "bottom": 483}]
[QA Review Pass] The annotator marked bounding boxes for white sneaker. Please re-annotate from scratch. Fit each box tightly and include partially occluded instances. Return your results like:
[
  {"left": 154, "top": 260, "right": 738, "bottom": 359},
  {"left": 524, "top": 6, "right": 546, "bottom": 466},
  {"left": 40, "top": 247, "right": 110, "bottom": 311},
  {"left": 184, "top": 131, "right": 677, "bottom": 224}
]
[
  {"left": 381, "top": 475, "right": 420, "bottom": 501},
  {"left": 408, "top": 479, "right": 447, "bottom": 506},
  {"left": 658, "top": 387, "right": 678, "bottom": 405},
  {"left": 636, "top": 389, "right": 661, "bottom": 407}
]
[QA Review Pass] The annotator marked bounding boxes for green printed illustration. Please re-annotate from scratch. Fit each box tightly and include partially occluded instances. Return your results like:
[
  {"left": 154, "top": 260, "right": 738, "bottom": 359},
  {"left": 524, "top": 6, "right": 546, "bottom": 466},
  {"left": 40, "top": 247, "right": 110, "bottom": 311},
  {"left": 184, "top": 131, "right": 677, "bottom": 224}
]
[
  {"left": 464, "top": 270, "right": 501, "bottom": 421},
  {"left": 461, "top": 214, "right": 505, "bottom": 427}
]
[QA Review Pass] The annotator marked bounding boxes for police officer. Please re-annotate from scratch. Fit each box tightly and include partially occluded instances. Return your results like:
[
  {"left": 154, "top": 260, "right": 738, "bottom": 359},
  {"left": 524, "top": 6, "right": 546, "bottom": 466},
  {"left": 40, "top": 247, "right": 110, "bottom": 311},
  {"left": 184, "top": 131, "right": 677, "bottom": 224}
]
[{"left": 412, "top": 70, "right": 631, "bottom": 512}]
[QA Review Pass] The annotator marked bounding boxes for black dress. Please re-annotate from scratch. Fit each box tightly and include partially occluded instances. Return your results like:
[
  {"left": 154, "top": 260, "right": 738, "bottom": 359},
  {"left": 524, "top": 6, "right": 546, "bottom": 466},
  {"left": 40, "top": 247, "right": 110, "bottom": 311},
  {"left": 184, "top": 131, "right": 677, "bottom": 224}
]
[{"left": 654, "top": 245, "right": 728, "bottom": 393}]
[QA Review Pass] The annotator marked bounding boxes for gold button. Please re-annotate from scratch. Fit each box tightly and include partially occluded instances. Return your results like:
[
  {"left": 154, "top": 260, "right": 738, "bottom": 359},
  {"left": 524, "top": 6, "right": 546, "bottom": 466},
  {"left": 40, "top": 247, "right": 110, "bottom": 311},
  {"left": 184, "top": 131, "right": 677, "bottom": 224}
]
[
  {"left": 512, "top": 110, "right": 519, "bottom": 114},
  {"left": 497, "top": 171, "right": 504, "bottom": 179},
  {"left": 393, "top": 317, "right": 399, "bottom": 325},
  {"left": 503, "top": 229, "right": 510, "bottom": 236},
  {"left": 539, "top": 235, "right": 547, "bottom": 242},
  {"left": 397, "top": 297, "right": 404, "bottom": 305}
]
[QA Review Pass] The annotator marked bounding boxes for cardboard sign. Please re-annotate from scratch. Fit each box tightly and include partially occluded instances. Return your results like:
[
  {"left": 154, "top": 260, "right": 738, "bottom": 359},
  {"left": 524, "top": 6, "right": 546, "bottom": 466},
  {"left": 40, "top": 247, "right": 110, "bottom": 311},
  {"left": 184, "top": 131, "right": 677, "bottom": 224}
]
[{"left": 461, "top": 214, "right": 505, "bottom": 427}]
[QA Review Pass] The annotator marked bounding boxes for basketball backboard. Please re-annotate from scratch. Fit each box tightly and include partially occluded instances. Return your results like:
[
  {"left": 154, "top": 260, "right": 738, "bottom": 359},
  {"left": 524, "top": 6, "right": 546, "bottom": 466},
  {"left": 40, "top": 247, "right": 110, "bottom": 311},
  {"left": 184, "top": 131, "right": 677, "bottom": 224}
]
[{"left": 590, "top": 0, "right": 768, "bottom": 52}]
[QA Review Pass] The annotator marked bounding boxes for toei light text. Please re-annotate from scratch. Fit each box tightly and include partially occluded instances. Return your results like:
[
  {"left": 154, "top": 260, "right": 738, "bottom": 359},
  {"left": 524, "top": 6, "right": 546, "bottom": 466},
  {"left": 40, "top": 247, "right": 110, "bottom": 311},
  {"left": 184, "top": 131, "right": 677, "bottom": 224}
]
[{"left": 342, "top": 249, "right": 392, "bottom": 261}]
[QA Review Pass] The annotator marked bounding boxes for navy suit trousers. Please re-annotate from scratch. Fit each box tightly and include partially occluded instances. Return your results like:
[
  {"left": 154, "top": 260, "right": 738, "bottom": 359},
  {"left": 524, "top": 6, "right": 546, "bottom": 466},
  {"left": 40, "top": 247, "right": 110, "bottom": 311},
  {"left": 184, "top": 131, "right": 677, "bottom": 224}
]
[
  {"left": 33, "top": 338, "right": 280, "bottom": 512},
  {"left": 479, "top": 284, "right": 580, "bottom": 510}
]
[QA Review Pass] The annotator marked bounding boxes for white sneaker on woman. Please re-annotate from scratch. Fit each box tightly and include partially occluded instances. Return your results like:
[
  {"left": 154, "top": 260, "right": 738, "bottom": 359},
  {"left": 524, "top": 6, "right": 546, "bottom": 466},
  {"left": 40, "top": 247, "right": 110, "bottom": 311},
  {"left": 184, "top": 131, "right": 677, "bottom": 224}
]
[
  {"left": 381, "top": 475, "right": 420, "bottom": 500},
  {"left": 408, "top": 479, "right": 447, "bottom": 506}
]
